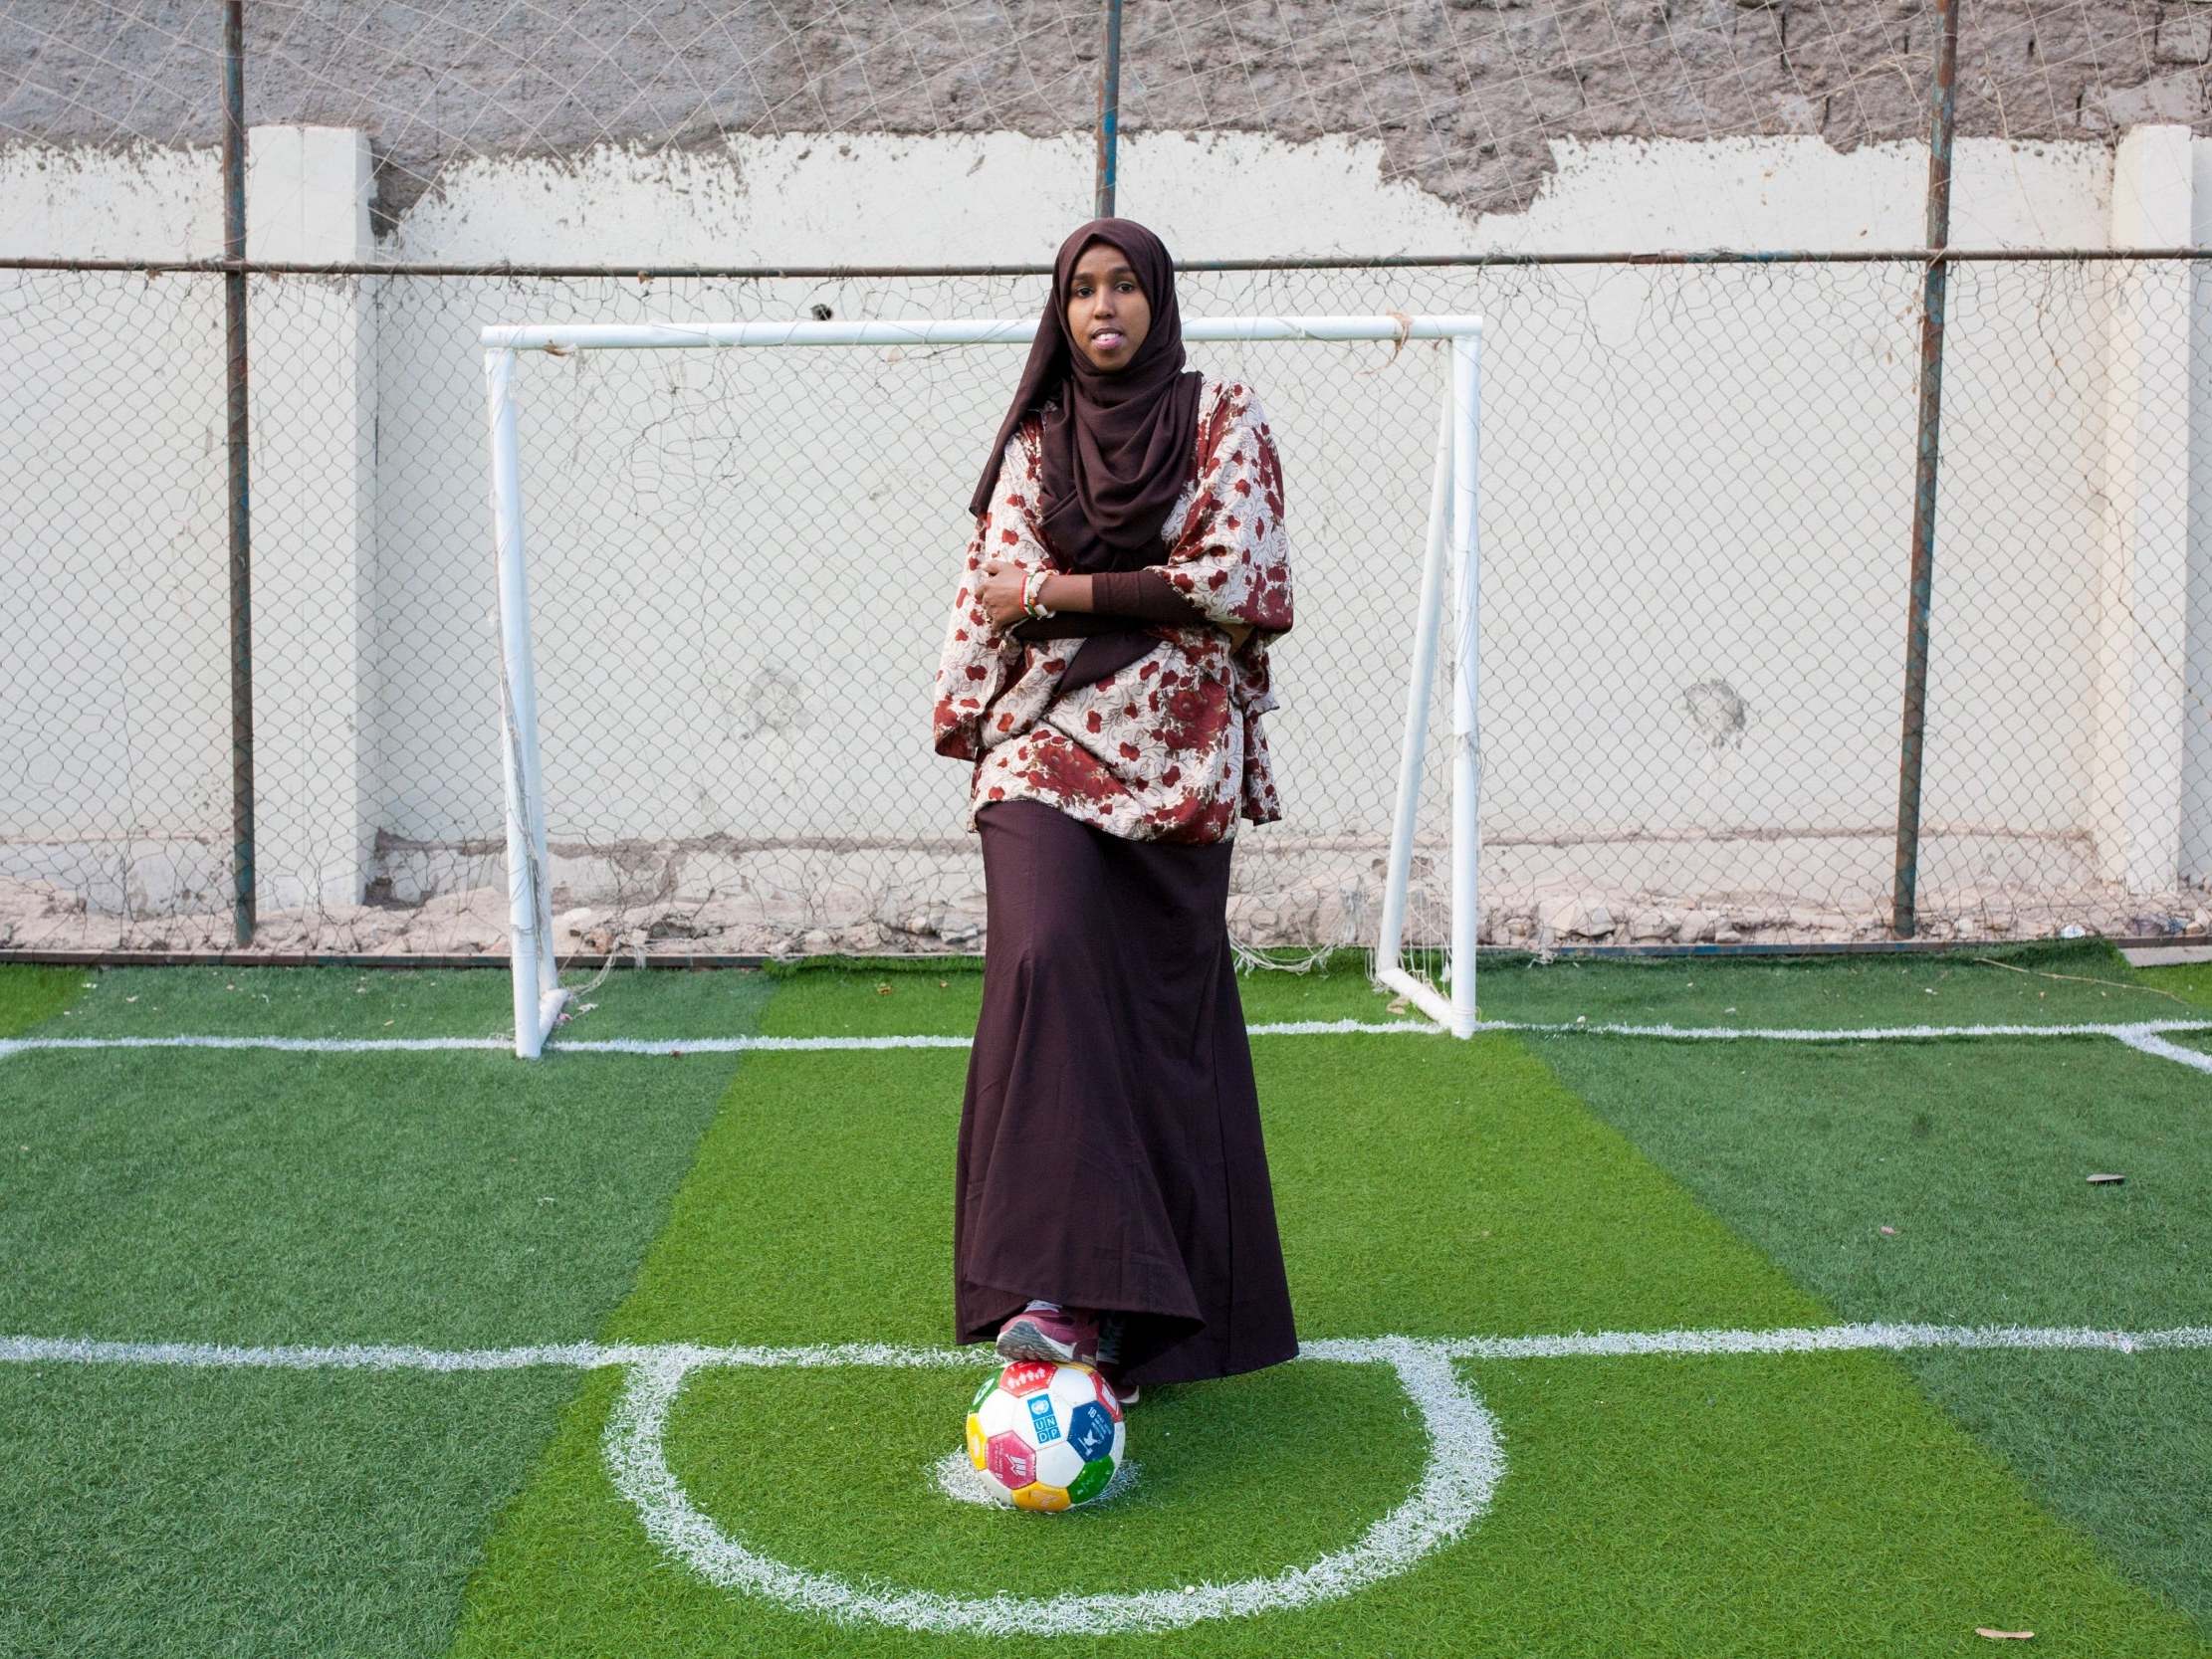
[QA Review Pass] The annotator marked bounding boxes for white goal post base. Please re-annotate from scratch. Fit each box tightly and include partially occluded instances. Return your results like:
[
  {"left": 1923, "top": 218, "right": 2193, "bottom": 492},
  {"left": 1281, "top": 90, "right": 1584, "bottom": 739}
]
[{"left": 483, "top": 315, "right": 1482, "bottom": 1057}]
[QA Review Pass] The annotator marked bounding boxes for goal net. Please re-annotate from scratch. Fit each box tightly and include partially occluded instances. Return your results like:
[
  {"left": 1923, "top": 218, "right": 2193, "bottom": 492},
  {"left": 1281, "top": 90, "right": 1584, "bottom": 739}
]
[{"left": 482, "top": 311, "right": 1482, "bottom": 1056}]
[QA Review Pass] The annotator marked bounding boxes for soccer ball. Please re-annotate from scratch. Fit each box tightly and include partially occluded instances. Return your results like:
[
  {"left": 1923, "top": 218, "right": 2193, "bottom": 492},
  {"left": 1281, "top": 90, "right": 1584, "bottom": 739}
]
[{"left": 964, "top": 1358, "right": 1127, "bottom": 1511}]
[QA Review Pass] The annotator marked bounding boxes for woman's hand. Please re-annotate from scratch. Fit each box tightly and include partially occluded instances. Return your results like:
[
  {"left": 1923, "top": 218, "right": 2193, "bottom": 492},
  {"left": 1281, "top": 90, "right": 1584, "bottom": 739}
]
[
  {"left": 977, "top": 557, "right": 1033, "bottom": 633},
  {"left": 981, "top": 554, "right": 1255, "bottom": 650}
]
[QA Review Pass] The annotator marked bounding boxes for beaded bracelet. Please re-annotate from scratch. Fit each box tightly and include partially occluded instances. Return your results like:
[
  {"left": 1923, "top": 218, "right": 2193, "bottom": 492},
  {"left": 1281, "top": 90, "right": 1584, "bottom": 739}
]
[{"left": 1020, "top": 564, "right": 1056, "bottom": 620}]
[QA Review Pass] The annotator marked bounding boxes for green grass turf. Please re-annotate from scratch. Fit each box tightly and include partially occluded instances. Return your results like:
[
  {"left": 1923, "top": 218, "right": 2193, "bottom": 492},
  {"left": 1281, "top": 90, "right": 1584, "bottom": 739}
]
[
  {"left": 2135, "top": 955, "right": 2212, "bottom": 1061},
  {"left": 24, "top": 961, "right": 776, "bottom": 1042},
  {"left": 666, "top": 1358, "right": 1428, "bottom": 1594},
  {"left": 0, "top": 964, "right": 82, "bottom": 1035},
  {"left": 743, "top": 948, "right": 1419, "bottom": 1036},
  {"left": 7, "top": 938, "right": 2184, "bottom": 1052},
  {"left": 1523, "top": 960, "right": 2212, "bottom": 1633},
  {"left": 7, "top": 953, "right": 2206, "bottom": 1655},
  {"left": 1463, "top": 936, "right": 2200, "bottom": 1030},
  {"left": 751, "top": 937, "right": 2210, "bottom": 1037},
  {"left": 0, "top": 966, "right": 774, "bottom": 1657},
  {"left": 445, "top": 968, "right": 2209, "bottom": 1657},
  {"left": 0, "top": 1363, "right": 579, "bottom": 1659},
  {"left": 2129, "top": 957, "right": 2212, "bottom": 1012}
]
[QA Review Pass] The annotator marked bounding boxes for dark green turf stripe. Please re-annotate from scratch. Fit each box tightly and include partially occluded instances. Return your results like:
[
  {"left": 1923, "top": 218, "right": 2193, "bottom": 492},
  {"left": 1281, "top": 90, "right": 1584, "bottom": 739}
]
[
  {"left": 1521, "top": 1033, "right": 2211, "bottom": 1330},
  {"left": 0, "top": 964, "right": 82, "bottom": 1035},
  {"left": 0, "top": 967, "right": 774, "bottom": 1658},
  {"left": 1466, "top": 936, "right": 2195, "bottom": 1030},
  {"left": 446, "top": 970, "right": 2209, "bottom": 1657},
  {"left": 1525, "top": 998, "right": 2212, "bottom": 1635},
  {"left": 0, "top": 1364, "right": 578, "bottom": 1659},
  {"left": 0, "top": 1048, "right": 761, "bottom": 1346},
  {"left": 21, "top": 962, "right": 776, "bottom": 1043}
]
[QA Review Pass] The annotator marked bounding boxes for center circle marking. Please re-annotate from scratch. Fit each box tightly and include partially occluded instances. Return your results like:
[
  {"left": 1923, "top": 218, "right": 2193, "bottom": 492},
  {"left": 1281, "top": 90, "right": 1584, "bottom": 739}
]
[{"left": 601, "top": 1337, "right": 1503, "bottom": 1636}]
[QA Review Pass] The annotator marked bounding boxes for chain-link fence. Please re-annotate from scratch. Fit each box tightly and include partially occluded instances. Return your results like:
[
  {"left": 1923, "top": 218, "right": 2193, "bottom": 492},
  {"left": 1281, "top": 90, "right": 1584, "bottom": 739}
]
[{"left": 5, "top": 256, "right": 2211, "bottom": 962}]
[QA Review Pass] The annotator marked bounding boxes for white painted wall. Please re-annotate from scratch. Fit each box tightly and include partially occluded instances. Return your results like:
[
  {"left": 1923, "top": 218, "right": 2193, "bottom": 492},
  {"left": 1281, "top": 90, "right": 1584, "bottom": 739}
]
[
  {"left": 244, "top": 125, "right": 377, "bottom": 913},
  {"left": 3, "top": 124, "right": 2208, "bottom": 935},
  {"left": 2093, "top": 126, "right": 2194, "bottom": 893},
  {"left": 1, "top": 145, "right": 230, "bottom": 915}
]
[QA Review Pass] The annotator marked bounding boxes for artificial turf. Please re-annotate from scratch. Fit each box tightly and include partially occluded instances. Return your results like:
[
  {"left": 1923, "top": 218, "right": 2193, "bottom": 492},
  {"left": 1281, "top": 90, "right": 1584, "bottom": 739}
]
[
  {"left": 757, "top": 935, "right": 2204, "bottom": 1035},
  {"left": 1459, "top": 935, "right": 2199, "bottom": 1030},
  {"left": 26, "top": 961, "right": 778, "bottom": 1042},
  {"left": 2124, "top": 954, "right": 2212, "bottom": 1013},
  {"left": 444, "top": 959, "right": 2210, "bottom": 1657},
  {"left": 1525, "top": 960, "right": 2212, "bottom": 1633},
  {"left": 0, "top": 963, "right": 79, "bottom": 1035},
  {"left": 3, "top": 948, "right": 2207, "bottom": 1658},
  {"left": 0, "top": 964, "right": 774, "bottom": 1658},
  {"left": 1, "top": 1362, "right": 581, "bottom": 1658}
]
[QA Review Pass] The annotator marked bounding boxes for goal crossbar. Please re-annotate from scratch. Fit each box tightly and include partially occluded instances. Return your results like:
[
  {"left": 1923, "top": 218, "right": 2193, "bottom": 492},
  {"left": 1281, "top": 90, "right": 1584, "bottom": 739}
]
[
  {"left": 483, "top": 314, "right": 1485, "bottom": 352},
  {"left": 483, "top": 314, "right": 1482, "bottom": 1057}
]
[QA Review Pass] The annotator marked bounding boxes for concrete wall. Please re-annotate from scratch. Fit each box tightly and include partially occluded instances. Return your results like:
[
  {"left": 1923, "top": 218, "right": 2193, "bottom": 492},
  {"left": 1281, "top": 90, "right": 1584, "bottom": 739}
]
[
  {"left": 4, "top": 120, "right": 2210, "bottom": 940},
  {"left": 7, "top": 0, "right": 2210, "bottom": 232}
]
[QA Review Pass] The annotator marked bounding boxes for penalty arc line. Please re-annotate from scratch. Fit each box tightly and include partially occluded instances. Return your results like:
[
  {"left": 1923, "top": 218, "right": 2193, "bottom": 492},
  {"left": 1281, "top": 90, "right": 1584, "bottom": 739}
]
[
  {"left": 4, "top": 1328, "right": 2205, "bottom": 1632},
  {"left": 602, "top": 1338, "right": 1501, "bottom": 1636}
]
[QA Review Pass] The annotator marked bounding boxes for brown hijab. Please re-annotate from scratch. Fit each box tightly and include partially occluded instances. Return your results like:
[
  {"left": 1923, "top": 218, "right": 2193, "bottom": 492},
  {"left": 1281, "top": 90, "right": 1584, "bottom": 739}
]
[{"left": 971, "top": 218, "right": 1206, "bottom": 577}]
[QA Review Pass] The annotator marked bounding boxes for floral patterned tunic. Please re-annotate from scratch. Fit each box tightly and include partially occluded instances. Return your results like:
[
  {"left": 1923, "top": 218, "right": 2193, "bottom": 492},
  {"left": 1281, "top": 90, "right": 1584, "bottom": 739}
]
[{"left": 929, "top": 376, "right": 1294, "bottom": 844}]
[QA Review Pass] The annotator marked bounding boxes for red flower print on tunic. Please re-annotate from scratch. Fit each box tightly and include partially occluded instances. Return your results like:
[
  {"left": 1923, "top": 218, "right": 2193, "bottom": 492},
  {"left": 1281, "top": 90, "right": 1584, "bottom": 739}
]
[
  {"left": 1153, "top": 670, "right": 1228, "bottom": 756},
  {"left": 928, "top": 377, "right": 1293, "bottom": 845}
]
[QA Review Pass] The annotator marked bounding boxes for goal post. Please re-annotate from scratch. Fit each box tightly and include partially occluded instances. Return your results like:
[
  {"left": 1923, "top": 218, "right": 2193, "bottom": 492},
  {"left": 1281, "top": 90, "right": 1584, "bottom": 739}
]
[
  {"left": 485, "top": 344, "right": 567, "bottom": 1057},
  {"left": 1375, "top": 358, "right": 1482, "bottom": 1039},
  {"left": 482, "top": 314, "right": 1483, "bottom": 1057}
]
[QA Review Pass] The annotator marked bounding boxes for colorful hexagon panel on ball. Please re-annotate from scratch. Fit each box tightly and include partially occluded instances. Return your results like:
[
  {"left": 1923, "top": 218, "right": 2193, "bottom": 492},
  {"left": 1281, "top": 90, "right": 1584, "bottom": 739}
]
[
  {"left": 1090, "top": 1365, "right": 1125, "bottom": 1423},
  {"left": 963, "top": 1358, "right": 1127, "bottom": 1510},
  {"left": 964, "top": 1413, "right": 989, "bottom": 1472},
  {"left": 998, "top": 1360, "right": 1056, "bottom": 1397}
]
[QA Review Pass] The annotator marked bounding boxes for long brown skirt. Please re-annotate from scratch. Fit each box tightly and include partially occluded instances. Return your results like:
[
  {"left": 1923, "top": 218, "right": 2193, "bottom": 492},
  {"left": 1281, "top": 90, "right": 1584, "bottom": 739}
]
[{"left": 954, "top": 796, "right": 1299, "bottom": 1387}]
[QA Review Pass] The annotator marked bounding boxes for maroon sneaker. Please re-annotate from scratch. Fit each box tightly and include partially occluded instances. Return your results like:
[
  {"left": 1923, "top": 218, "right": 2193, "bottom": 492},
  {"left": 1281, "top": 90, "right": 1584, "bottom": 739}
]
[
  {"left": 1098, "top": 1361, "right": 1141, "bottom": 1409},
  {"left": 995, "top": 1305, "right": 1099, "bottom": 1365}
]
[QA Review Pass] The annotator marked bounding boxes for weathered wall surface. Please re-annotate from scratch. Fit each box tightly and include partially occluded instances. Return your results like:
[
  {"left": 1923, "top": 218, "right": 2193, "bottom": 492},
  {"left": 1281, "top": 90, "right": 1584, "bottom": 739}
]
[
  {"left": 6, "top": 1, "right": 2212, "bottom": 951},
  {"left": 5, "top": 0, "right": 2210, "bottom": 236},
  {"left": 4, "top": 117, "right": 2208, "bottom": 956}
]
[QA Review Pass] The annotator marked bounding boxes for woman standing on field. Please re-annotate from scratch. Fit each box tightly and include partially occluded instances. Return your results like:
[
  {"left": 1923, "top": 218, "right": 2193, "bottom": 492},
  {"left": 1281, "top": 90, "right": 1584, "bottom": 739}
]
[{"left": 929, "top": 217, "right": 1299, "bottom": 1406}]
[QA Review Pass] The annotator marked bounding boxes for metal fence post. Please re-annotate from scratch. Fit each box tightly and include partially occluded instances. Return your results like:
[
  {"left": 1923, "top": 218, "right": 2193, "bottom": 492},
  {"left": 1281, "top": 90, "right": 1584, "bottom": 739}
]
[
  {"left": 1094, "top": 0, "right": 1123, "bottom": 217},
  {"left": 222, "top": 0, "right": 256, "bottom": 943},
  {"left": 1890, "top": 0, "right": 1960, "bottom": 938}
]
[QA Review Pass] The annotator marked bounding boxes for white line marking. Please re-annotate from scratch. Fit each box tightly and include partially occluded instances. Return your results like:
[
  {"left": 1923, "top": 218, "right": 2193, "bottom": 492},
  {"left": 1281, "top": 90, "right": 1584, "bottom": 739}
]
[
  {"left": 6, "top": 1325, "right": 2205, "bottom": 1631},
  {"left": 7, "top": 1323, "right": 2208, "bottom": 1375},
  {"left": 9, "top": 1013, "right": 2212, "bottom": 1063},
  {"left": 1495, "top": 1015, "right": 2212, "bottom": 1043},
  {"left": 0, "top": 1335, "right": 982, "bottom": 1372},
  {"left": 560, "top": 1019, "right": 1447, "bottom": 1052},
  {"left": 2111, "top": 1025, "right": 2212, "bottom": 1074},
  {"left": 0, "top": 1034, "right": 514, "bottom": 1058},
  {"left": 0, "top": 1019, "right": 1441, "bottom": 1062},
  {"left": 1435, "top": 1323, "right": 2212, "bottom": 1360},
  {"left": 603, "top": 1337, "right": 1501, "bottom": 1636}
]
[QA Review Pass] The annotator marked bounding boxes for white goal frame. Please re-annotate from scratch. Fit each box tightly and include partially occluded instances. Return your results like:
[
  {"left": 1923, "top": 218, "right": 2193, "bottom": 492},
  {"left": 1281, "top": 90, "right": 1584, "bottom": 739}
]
[{"left": 482, "top": 315, "right": 1482, "bottom": 1057}]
